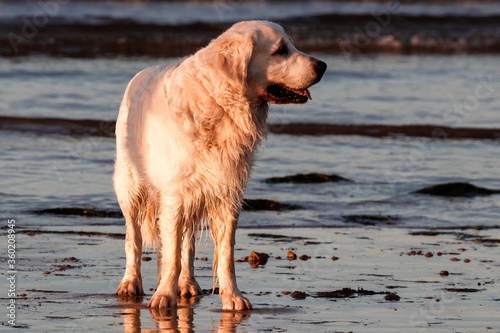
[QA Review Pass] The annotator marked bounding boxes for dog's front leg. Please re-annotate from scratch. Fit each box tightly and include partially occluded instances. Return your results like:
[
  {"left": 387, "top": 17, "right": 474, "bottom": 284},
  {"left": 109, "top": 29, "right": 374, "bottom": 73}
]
[
  {"left": 178, "top": 224, "right": 202, "bottom": 297},
  {"left": 214, "top": 212, "right": 252, "bottom": 311},
  {"left": 148, "top": 206, "right": 183, "bottom": 308}
]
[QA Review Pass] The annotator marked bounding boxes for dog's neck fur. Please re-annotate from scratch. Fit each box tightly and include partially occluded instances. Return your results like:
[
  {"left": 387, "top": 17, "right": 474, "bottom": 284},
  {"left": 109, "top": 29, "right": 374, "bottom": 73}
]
[{"left": 175, "top": 52, "right": 268, "bottom": 155}]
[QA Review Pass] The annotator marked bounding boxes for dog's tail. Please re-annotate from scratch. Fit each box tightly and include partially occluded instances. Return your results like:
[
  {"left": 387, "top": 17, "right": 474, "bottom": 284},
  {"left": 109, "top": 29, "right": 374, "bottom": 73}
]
[{"left": 135, "top": 186, "right": 160, "bottom": 249}]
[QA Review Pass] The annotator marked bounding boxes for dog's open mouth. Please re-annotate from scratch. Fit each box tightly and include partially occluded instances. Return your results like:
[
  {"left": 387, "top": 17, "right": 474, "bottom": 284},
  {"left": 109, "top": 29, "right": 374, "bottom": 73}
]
[{"left": 265, "top": 84, "right": 312, "bottom": 104}]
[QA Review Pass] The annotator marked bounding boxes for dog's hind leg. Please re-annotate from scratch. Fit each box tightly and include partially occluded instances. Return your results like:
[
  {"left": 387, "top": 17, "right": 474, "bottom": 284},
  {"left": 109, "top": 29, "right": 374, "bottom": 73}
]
[
  {"left": 178, "top": 222, "right": 202, "bottom": 297},
  {"left": 114, "top": 164, "right": 145, "bottom": 296}
]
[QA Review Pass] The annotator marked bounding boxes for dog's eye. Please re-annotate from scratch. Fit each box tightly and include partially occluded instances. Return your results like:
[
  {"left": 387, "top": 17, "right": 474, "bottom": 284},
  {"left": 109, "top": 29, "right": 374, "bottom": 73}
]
[{"left": 273, "top": 44, "right": 288, "bottom": 56}]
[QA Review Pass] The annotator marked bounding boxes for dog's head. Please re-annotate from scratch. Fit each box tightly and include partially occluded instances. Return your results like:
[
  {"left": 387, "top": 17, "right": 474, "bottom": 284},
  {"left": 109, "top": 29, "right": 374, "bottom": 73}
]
[{"left": 208, "top": 21, "right": 327, "bottom": 105}]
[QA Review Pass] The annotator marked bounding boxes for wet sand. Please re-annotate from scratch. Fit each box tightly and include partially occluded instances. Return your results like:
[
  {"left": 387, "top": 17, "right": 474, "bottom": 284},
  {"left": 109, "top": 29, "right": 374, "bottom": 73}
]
[{"left": 3, "top": 225, "right": 499, "bottom": 332}]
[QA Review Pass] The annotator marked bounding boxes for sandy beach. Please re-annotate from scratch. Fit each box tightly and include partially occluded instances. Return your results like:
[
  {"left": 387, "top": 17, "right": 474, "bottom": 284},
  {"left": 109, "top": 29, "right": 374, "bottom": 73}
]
[{"left": 3, "top": 224, "right": 499, "bottom": 332}]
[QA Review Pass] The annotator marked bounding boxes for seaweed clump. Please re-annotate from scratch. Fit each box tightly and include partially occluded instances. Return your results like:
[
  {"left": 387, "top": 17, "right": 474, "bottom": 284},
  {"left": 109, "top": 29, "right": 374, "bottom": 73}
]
[
  {"left": 266, "top": 172, "right": 350, "bottom": 184},
  {"left": 342, "top": 215, "right": 398, "bottom": 226},
  {"left": 34, "top": 207, "right": 123, "bottom": 218},
  {"left": 242, "top": 199, "right": 299, "bottom": 211},
  {"left": 415, "top": 182, "right": 500, "bottom": 197},
  {"left": 315, "top": 287, "right": 390, "bottom": 299}
]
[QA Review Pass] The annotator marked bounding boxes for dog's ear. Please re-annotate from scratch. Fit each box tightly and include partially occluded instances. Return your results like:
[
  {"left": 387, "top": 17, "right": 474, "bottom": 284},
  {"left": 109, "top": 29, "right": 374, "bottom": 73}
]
[{"left": 211, "top": 30, "right": 257, "bottom": 87}]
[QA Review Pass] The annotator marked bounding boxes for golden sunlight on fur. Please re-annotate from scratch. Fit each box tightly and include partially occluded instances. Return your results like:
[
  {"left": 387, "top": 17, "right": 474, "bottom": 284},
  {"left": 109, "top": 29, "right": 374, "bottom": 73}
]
[{"left": 114, "top": 20, "right": 326, "bottom": 310}]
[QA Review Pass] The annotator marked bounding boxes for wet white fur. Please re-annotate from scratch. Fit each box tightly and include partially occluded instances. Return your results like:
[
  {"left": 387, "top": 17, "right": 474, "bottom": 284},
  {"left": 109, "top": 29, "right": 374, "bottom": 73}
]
[{"left": 114, "top": 20, "right": 323, "bottom": 310}]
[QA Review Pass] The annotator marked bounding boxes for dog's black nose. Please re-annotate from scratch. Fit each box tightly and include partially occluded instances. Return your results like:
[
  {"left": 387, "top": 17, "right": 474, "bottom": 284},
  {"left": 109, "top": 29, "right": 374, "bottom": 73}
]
[
  {"left": 315, "top": 60, "right": 327, "bottom": 77},
  {"left": 313, "top": 60, "right": 327, "bottom": 84}
]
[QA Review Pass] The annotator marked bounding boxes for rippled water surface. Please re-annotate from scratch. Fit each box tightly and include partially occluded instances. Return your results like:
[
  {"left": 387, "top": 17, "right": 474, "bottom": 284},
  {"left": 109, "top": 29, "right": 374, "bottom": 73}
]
[
  {"left": 2, "top": 0, "right": 500, "bottom": 25},
  {"left": 1, "top": 54, "right": 499, "bottom": 229}
]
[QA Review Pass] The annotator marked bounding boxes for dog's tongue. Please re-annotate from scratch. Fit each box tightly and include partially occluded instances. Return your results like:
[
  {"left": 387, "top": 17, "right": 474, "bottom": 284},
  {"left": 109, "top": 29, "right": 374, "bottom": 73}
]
[{"left": 292, "top": 88, "right": 312, "bottom": 100}]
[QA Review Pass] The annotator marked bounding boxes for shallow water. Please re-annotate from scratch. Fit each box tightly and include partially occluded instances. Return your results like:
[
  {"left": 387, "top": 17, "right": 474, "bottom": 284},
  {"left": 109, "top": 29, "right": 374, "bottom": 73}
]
[{"left": 1, "top": 54, "right": 500, "bottom": 230}]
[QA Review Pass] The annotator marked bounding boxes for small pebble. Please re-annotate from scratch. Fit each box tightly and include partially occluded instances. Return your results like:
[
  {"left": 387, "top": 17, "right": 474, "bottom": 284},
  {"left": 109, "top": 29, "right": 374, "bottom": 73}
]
[
  {"left": 275, "top": 256, "right": 282, "bottom": 260},
  {"left": 200, "top": 257, "right": 208, "bottom": 261},
  {"left": 43, "top": 271, "right": 50, "bottom": 275},
  {"left": 440, "top": 270, "right": 449, "bottom": 276},
  {"left": 282, "top": 291, "right": 290, "bottom": 295},
  {"left": 287, "top": 251, "right": 297, "bottom": 260},
  {"left": 424, "top": 252, "right": 433, "bottom": 258},
  {"left": 141, "top": 256, "right": 152, "bottom": 261},
  {"left": 464, "top": 259, "right": 470, "bottom": 263},
  {"left": 331, "top": 256, "right": 339, "bottom": 261},
  {"left": 450, "top": 257, "right": 461, "bottom": 262},
  {"left": 385, "top": 293, "right": 400, "bottom": 301},
  {"left": 299, "top": 255, "right": 310, "bottom": 261},
  {"left": 436, "top": 252, "right": 443, "bottom": 256},
  {"left": 290, "top": 291, "right": 307, "bottom": 300}
]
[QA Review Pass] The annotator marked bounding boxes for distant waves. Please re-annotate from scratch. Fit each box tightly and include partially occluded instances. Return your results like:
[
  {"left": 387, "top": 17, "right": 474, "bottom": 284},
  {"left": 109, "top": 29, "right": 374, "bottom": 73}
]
[{"left": 1, "top": 14, "right": 499, "bottom": 57}]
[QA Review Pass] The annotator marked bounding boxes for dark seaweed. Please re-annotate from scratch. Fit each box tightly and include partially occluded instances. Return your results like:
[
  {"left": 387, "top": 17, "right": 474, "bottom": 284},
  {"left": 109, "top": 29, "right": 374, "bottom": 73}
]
[
  {"left": 444, "top": 288, "right": 484, "bottom": 293},
  {"left": 315, "top": 287, "right": 390, "bottom": 299},
  {"left": 342, "top": 215, "right": 398, "bottom": 226},
  {"left": 247, "top": 233, "right": 310, "bottom": 241},
  {"left": 34, "top": 207, "right": 123, "bottom": 218},
  {"left": 414, "top": 182, "right": 500, "bottom": 197},
  {"left": 242, "top": 199, "right": 299, "bottom": 211},
  {"left": 266, "top": 173, "right": 350, "bottom": 184}
]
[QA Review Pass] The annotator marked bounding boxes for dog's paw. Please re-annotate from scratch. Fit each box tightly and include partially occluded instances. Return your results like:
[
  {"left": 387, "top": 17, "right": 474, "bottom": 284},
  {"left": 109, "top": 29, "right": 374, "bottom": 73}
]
[
  {"left": 116, "top": 278, "right": 145, "bottom": 296},
  {"left": 148, "top": 292, "right": 178, "bottom": 308},
  {"left": 178, "top": 279, "right": 202, "bottom": 297},
  {"left": 221, "top": 292, "right": 252, "bottom": 311}
]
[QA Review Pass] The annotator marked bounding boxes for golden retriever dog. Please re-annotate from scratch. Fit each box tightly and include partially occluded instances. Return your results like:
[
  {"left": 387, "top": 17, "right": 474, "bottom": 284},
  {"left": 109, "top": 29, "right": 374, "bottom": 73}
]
[{"left": 114, "top": 20, "right": 326, "bottom": 310}]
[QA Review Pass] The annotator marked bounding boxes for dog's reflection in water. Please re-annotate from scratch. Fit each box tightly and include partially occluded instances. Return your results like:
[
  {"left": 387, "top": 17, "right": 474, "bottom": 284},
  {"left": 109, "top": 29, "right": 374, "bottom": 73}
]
[
  {"left": 216, "top": 311, "right": 250, "bottom": 333},
  {"left": 117, "top": 296, "right": 249, "bottom": 332}
]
